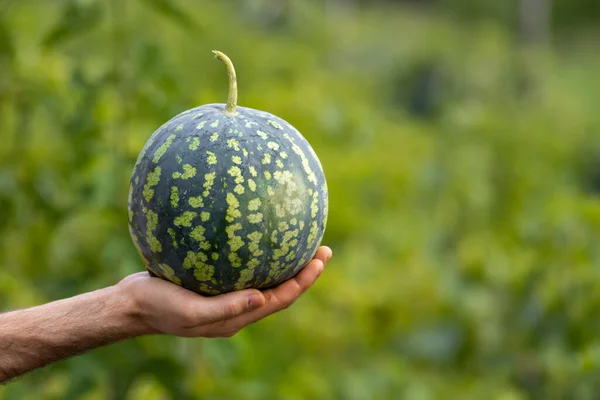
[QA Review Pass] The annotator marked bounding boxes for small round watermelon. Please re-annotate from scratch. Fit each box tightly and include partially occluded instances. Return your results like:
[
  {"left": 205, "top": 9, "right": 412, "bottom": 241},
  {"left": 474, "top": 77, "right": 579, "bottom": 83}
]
[{"left": 127, "top": 50, "right": 328, "bottom": 295}]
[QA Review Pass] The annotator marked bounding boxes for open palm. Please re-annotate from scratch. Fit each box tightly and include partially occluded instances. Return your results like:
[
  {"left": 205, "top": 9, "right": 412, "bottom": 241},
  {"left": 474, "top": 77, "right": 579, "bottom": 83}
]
[{"left": 118, "top": 246, "right": 332, "bottom": 338}]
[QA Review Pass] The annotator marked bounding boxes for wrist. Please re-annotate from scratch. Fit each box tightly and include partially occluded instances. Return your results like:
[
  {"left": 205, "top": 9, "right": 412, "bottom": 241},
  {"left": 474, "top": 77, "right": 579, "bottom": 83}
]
[{"left": 111, "top": 284, "right": 152, "bottom": 337}]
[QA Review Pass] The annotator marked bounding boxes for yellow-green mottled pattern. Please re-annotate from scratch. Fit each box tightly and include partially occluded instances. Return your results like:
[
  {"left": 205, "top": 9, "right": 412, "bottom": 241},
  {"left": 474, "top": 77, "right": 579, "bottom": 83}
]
[{"left": 128, "top": 103, "right": 327, "bottom": 295}]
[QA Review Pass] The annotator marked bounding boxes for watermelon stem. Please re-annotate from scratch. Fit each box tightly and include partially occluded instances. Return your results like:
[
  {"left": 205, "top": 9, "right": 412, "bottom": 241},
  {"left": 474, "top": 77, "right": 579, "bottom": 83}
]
[{"left": 213, "top": 50, "right": 238, "bottom": 116}]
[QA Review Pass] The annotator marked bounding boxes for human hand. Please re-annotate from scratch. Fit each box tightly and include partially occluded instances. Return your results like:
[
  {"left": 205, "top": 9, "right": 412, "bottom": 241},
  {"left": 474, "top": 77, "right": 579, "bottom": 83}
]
[{"left": 117, "top": 246, "right": 332, "bottom": 338}]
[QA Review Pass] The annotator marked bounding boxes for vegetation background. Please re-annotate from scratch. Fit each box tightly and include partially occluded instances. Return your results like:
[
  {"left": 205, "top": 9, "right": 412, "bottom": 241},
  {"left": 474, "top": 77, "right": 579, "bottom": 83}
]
[{"left": 2, "top": 0, "right": 600, "bottom": 398}]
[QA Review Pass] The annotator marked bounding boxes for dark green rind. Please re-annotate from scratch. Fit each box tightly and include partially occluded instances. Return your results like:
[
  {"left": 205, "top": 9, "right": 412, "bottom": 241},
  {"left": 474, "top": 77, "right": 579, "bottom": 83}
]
[{"left": 128, "top": 104, "right": 328, "bottom": 295}]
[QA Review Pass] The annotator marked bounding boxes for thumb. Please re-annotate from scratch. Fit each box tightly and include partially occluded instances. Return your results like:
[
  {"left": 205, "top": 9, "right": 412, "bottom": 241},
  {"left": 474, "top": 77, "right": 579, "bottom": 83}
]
[{"left": 197, "top": 289, "right": 265, "bottom": 324}]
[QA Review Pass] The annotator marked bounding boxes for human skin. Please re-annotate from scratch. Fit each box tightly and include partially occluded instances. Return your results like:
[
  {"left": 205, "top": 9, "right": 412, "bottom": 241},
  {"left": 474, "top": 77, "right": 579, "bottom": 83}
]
[{"left": 0, "top": 246, "right": 332, "bottom": 383}]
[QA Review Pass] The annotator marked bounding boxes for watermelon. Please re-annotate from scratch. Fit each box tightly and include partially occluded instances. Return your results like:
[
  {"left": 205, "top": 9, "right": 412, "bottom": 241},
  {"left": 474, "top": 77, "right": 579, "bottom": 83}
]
[{"left": 127, "top": 50, "right": 328, "bottom": 295}]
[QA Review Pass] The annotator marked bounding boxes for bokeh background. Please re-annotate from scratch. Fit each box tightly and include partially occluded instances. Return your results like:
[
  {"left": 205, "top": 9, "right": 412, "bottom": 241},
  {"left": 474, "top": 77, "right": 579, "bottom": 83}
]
[{"left": 2, "top": 0, "right": 600, "bottom": 398}]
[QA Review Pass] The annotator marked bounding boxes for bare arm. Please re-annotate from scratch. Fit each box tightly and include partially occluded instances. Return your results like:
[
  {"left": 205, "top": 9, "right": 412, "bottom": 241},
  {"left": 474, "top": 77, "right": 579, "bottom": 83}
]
[
  {"left": 0, "top": 285, "right": 143, "bottom": 381},
  {"left": 0, "top": 246, "right": 332, "bottom": 383}
]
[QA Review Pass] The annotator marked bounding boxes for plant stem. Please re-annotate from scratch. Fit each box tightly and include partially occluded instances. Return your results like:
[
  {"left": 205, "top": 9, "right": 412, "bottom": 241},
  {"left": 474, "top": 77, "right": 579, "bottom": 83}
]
[{"left": 213, "top": 50, "right": 238, "bottom": 116}]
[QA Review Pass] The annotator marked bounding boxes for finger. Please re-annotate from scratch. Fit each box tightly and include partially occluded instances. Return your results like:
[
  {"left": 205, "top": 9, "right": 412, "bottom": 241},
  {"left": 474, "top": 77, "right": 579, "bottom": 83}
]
[
  {"left": 313, "top": 246, "right": 333, "bottom": 264},
  {"left": 217, "top": 257, "right": 325, "bottom": 330},
  {"left": 268, "top": 258, "right": 325, "bottom": 307},
  {"left": 183, "top": 288, "right": 266, "bottom": 326}
]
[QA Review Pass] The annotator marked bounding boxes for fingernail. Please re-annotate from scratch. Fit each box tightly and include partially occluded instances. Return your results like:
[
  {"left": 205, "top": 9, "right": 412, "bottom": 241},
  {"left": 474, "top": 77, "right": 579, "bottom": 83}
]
[
  {"left": 325, "top": 247, "right": 333, "bottom": 262},
  {"left": 247, "top": 294, "right": 263, "bottom": 310},
  {"left": 317, "top": 262, "right": 325, "bottom": 276}
]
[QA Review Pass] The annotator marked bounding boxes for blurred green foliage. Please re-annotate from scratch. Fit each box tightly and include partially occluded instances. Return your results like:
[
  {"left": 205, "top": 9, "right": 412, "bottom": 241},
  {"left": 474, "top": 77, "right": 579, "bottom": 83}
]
[{"left": 2, "top": 0, "right": 600, "bottom": 399}]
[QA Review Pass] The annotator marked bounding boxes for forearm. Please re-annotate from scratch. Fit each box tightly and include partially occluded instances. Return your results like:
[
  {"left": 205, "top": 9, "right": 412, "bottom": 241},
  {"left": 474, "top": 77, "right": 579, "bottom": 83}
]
[{"left": 0, "top": 285, "right": 147, "bottom": 382}]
